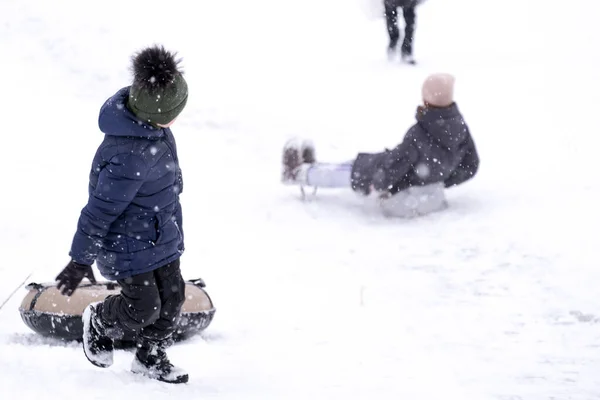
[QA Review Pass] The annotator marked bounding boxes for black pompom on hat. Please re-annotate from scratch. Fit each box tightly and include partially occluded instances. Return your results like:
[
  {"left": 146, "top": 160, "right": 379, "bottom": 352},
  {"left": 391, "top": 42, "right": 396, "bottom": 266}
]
[{"left": 127, "top": 45, "right": 188, "bottom": 126}]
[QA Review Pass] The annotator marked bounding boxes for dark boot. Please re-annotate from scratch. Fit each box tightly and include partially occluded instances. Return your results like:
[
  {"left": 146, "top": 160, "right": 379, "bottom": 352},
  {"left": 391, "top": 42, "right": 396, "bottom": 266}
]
[
  {"left": 281, "top": 138, "right": 304, "bottom": 184},
  {"left": 131, "top": 337, "right": 188, "bottom": 384},
  {"left": 281, "top": 138, "right": 315, "bottom": 186},
  {"left": 82, "top": 302, "right": 114, "bottom": 368},
  {"left": 301, "top": 140, "right": 316, "bottom": 164}
]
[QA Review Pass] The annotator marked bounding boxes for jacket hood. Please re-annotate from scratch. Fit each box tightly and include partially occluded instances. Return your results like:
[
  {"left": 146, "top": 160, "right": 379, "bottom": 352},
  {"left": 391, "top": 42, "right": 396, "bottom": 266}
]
[
  {"left": 416, "top": 103, "right": 469, "bottom": 149},
  {"left": 98, "top": 87, "right": 165, "bottom": 138}
]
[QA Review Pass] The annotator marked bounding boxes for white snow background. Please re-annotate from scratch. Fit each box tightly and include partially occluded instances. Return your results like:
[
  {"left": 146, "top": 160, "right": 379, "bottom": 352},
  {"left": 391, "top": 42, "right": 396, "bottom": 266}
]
[{"left": 0, "top": 0, "right": 599, "bottom": 398}]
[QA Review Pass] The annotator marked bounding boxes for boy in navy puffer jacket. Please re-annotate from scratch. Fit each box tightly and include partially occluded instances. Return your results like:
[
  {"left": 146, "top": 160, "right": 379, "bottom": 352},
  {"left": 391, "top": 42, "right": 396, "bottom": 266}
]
[{"left": 55, "top": 45, "right": 189, "bottom": 384}]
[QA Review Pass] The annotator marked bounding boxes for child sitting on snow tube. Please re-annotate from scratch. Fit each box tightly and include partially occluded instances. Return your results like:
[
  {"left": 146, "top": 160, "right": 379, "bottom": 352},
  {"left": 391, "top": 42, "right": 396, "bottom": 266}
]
[{"left": 281, "top": 73, "right": 479, "bottom": 218}]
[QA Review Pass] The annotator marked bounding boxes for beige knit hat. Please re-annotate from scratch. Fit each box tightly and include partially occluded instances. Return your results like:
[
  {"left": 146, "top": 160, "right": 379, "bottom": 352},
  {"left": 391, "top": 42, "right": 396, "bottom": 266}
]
[{"left": 422, "top": 73, "right": 455, "bottom": 107}]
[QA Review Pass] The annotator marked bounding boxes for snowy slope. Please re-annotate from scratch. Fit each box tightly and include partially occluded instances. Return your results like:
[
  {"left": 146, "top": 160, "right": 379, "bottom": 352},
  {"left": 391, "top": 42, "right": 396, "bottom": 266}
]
[{"left": 1, "top": 0, "right": 599, "bottom": 398}]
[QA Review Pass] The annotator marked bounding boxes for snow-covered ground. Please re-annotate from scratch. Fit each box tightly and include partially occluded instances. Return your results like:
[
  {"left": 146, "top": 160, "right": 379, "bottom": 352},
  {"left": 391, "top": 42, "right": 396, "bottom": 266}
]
[{"left": 1, "top": 0, "right": 599, "bottom": 398}]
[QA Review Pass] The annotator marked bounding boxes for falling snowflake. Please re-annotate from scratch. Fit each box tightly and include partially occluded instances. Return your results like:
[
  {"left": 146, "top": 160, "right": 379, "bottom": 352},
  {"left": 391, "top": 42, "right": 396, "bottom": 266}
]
[{"left": 415, "top": 163, "right": 431, "bottom": 179}]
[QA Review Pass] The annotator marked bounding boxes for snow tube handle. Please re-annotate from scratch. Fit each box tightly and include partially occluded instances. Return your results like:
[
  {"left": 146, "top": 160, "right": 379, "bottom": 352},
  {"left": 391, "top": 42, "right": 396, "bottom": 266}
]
[
  {"left": 188, "top": 278, "right": 206, "bottom": 288},
  {"left": 24, "top": 282, "right": 45, "bottom": 291}
]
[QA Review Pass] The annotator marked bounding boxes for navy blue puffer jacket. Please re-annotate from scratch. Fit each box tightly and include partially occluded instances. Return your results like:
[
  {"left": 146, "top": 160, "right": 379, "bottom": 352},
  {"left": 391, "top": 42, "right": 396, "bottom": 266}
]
[{"left": 69, "top": 87, "right": 184, "bottom": 280}]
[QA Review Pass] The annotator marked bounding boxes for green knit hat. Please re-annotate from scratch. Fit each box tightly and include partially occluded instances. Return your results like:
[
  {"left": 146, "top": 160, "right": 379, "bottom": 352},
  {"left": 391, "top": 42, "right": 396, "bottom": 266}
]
[{"left": 127, "top": 45, "right": 188, "bottom": 126}]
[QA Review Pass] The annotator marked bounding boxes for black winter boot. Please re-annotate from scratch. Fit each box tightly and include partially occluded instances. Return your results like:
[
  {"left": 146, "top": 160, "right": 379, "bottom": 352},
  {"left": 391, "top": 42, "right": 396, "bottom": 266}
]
[
  {"left": 301, "top": 140, "right": 316, "bottom": 164},
  {"left": 82, "top": 302, "right": 114, "bottom": 368},
  {"left": 281, "top": 138, "right": 315, "bottom": 186},
  {"left": 281, "top": 138, "right": 304, "bottom": 184},
  {"left": 131, "top": 337, "right": 188, "bottom": 384}
]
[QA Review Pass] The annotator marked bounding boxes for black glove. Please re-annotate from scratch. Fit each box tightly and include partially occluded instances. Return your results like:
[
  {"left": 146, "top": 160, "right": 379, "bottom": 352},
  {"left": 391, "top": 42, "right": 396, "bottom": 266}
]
[{"left": 55, "top": 261, "right": 97, "bottom": 296}]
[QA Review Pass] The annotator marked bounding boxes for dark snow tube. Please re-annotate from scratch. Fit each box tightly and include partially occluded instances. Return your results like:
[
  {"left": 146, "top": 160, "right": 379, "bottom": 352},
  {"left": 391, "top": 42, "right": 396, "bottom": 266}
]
[{"left": 19, "top": 278, "right": 216, "bottom": 346}]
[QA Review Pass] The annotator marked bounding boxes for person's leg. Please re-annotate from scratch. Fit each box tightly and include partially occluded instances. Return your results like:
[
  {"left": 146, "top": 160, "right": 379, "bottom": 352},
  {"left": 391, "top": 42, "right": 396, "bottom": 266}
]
[
  {"left": 282, "top": 138, "right": 352, "bottom": 189},
  {"left": 132, "top": 259, "right": 188, "bottom": 384},
  {"left": 82, "top": 270, "right": 160, "bottom": 368},
  {"left": 303, "top": 162, "right": 354, "bottom": 188},
  {"left": 139, "top": 259, "right": 185, "bottom": 340},
  {"left": 401, "top": 6, "right": 416, "bottom": 62},
  {"left": 384, "top": 0, "right": 400, "bottom": 52},
  {"left": 100, "top": 272, "right": 161, "bottom": 334}
]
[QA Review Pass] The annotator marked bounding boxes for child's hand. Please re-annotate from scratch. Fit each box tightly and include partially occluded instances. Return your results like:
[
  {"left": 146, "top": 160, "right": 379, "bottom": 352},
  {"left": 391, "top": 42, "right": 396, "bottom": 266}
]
[{"left": 56, "top": 261, "right": 97, "bottom": 296}]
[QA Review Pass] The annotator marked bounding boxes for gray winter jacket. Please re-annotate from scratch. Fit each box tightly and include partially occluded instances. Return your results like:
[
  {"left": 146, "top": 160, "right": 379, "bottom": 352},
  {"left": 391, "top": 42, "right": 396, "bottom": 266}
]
[{"left": 351, "top": 103, "right": 479, "bottom": 195}]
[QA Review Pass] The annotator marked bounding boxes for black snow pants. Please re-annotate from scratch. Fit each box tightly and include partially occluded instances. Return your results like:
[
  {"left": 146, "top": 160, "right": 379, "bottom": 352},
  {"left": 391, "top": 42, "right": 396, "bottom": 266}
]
[
  {"left": 384, "top": 0, "right": 416, "bottom": 56},
  {"left": 98, "top": 259, "right": 185, "bottom": 341}
]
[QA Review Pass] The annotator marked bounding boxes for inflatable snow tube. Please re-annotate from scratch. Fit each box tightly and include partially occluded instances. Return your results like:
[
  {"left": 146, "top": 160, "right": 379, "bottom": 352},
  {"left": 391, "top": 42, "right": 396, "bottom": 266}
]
[{"left": 19, "top": 278, "right": 216, "bottom": 346}]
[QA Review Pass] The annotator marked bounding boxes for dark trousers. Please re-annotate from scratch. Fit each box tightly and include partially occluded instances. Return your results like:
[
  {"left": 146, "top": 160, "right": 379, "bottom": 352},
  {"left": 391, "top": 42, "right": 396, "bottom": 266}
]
[
  {"left": 99, "top": 259, "right": 185, "bottom": 341},
  {"left": 384, "top": 0, "right": 416, "bottom": 55}
]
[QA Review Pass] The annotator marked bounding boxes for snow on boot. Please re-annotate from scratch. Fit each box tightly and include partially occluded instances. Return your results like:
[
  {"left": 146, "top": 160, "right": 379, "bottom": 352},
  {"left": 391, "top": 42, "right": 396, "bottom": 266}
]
[
  {"left": 401, "top": 52, "right": 416, "bottom": 65},
  {"left": 82, "top": 302, "right": 114, "bottom": 368},
  {"left": 131, "top": 338, "right": 188, "bottom": 384}
]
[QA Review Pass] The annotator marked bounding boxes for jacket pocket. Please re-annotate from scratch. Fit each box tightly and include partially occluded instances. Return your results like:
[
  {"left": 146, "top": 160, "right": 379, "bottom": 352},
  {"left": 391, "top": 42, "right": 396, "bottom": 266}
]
[{"left": 154, "top": 213, "right": 177, "bottom": 246}]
